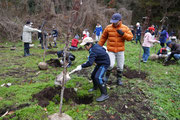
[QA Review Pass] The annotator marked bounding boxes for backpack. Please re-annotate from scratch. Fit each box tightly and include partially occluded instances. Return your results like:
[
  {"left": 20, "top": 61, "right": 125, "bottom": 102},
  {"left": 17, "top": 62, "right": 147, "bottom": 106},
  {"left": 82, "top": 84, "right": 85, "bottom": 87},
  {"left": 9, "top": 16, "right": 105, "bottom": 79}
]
[{"left": 160, "top": 48, "right": 167, "bottom": 54}]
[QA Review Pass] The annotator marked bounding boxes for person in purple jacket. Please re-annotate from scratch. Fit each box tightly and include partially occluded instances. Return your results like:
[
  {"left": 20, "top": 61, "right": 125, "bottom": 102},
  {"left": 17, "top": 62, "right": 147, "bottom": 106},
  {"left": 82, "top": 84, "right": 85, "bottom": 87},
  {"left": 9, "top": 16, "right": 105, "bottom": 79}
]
[{"left": 159, "top": 25, "right": 168, "bottom": 48}]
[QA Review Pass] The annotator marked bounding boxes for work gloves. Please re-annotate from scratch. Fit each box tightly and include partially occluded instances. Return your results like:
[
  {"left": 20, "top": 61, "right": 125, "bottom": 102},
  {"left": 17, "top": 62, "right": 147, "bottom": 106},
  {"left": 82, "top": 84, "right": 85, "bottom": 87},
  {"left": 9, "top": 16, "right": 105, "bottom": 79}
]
[
  {"left": 38, "top": 30, "right": 42, "bottom": 33},
  {"left": 117, "top": 29, "right": 124, "bottom": 36},
  {"left": 75, "top": 65, "right": 82, "bottom": 71}
]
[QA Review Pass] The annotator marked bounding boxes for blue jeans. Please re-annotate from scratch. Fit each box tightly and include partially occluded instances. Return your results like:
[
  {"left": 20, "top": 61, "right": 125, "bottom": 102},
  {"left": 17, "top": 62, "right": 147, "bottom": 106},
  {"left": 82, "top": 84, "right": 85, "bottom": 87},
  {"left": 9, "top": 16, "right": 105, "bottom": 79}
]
[
  {"left": 174, "top": 54, "right": 180, "bottom": 60},
  {"left": 69, "top": 46, "right": 78, "bottom": 51},
  {"left": 142, "top": 47, "right": 150, "bottom": 62}
]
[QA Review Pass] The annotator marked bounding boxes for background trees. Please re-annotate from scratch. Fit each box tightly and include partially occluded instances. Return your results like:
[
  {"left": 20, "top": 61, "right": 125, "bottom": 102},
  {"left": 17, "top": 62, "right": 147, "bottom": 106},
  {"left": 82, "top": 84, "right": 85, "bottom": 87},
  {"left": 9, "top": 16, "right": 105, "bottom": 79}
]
[{"left": 0, "top": 0, "right": 179, "bottom": 42}]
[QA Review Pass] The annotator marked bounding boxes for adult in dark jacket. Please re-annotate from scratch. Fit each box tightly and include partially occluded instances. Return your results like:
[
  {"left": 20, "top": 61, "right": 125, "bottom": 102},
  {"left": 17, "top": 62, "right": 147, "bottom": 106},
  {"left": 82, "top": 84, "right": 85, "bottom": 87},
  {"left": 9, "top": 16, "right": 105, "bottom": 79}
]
[
  {"left": 51, "top": 26, "right": 58, "bottom": 47},
  {"left": 159, "top": 26, "right": 168, "bottom": 48},
  {"left": 75, "top": 37, "right": 110, "bottom": 102},
  {"left": 165, "top": 40, "right": 180, "bottom": 62},
  {"left": 38, "top": 26, "right": 44, "bottom": 49}
]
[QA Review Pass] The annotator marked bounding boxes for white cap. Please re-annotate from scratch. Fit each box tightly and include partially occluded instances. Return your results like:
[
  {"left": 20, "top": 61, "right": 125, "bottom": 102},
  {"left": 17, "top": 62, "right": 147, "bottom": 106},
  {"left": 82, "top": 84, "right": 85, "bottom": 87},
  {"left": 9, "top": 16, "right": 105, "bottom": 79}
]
[
  {"left": 80, "top": 37, "right": 94, "bottom": 46},
  {"left": 83, "top": 31, "right": 86, "bottom": 34},
  {"left": 136, "top": 22, "right": 140, "bottom": 26},
  {"left": 171, "top": 36, "right": 177, "bottom": 40}
]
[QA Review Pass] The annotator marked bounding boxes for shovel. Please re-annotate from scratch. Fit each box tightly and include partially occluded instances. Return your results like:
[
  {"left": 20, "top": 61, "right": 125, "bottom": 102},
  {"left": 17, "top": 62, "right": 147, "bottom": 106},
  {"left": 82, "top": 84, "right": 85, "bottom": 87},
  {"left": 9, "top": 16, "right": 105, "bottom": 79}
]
[{"left": 54, "top": 68, "right": 78, "bottom": 86}]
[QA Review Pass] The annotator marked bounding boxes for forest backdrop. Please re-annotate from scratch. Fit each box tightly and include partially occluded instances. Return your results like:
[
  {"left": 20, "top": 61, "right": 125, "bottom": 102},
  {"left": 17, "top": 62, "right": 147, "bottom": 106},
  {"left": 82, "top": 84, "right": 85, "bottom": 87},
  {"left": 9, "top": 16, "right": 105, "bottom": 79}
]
[{"left": 0, "top": 0, "right": 180, "bottom": 42}]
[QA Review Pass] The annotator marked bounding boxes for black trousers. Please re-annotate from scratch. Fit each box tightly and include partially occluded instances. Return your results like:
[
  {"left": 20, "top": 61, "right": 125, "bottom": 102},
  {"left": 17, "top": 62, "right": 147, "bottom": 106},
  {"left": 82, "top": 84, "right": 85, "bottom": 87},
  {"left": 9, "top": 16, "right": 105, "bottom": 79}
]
[{"left": 24, "top": 43, "right": 30, "bottom": 55}]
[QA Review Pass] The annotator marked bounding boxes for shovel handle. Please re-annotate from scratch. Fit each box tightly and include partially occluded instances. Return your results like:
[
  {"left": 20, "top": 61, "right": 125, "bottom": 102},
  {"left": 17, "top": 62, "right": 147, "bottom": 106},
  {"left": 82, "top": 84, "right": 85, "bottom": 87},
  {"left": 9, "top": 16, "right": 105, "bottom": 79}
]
[{"left": 69, "top": 69, "right": 77, "bottom": 75}]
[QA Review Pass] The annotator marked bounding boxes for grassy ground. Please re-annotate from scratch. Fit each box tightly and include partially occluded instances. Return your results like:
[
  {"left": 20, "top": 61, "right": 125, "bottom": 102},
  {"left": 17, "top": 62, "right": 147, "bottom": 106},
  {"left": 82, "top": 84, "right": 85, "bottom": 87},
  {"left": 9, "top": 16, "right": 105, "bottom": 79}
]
[{"left": 0, "top": 39, "right": 179, "bottom": 120}]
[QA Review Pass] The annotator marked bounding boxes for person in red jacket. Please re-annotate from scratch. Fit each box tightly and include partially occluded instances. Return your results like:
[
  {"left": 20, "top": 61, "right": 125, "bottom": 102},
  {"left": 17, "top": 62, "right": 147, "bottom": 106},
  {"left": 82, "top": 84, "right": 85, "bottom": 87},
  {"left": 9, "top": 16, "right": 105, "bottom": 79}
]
[{"left": 69, "top": 35, "right": 79, "bottom": 51}]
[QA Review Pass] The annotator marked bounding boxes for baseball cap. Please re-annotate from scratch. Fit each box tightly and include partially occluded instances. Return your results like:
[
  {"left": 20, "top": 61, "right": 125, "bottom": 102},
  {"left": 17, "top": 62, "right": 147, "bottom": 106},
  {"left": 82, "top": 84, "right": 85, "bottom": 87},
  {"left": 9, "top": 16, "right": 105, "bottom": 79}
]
[
  {"left": 166, "top": 40, "right": 172, "bottom": 46},
  {"left": 80, "top": 37, "right": 94, "bottom": 46},
  {"left": 110, "top": 13, "right": 122, "bottom": 23}
]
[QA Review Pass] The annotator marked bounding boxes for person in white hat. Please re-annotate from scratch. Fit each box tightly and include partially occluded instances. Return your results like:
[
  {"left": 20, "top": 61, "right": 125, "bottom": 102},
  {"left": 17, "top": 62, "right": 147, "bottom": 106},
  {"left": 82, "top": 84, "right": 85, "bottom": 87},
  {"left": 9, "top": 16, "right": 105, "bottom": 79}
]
[
  {"left": 75, "top": 37, "right": 110, "bottom": 102},
  {"left": 136, "top": 22, "right": 141, "bottom": 44}
]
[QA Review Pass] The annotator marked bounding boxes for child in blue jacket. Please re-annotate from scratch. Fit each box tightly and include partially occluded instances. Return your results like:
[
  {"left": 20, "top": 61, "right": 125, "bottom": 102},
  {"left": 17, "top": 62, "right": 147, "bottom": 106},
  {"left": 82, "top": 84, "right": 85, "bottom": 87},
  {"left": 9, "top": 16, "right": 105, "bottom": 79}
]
[
  {"left": 93, "top": 23, "right": 103, "bottom": 43},
  {"left": 75, "top": 37, "right": 110, "bottom": 102}
]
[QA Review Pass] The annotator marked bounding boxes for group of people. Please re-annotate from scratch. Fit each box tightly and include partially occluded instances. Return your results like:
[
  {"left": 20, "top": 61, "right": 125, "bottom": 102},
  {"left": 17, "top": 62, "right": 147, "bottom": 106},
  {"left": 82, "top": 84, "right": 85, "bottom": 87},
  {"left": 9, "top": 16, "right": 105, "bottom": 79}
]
[
  {"left": 140, "top": 24, "right": 180, "bottom": 63},
  {"left": 22, "top": 13, "right": 179, "bottom": 102},
  {"left": 73, "top": 13, "right": 133, "bottom": 102},
  {"left": 38, "top": 25, "right": 58, "bottom": 49}
]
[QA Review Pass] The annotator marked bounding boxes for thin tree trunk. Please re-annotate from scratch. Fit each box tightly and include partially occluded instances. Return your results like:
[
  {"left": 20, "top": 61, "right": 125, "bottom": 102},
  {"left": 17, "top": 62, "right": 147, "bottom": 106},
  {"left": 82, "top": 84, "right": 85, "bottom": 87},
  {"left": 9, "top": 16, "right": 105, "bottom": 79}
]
[{"left": 59, "top": 16, "right": 71, "bottom": 115}]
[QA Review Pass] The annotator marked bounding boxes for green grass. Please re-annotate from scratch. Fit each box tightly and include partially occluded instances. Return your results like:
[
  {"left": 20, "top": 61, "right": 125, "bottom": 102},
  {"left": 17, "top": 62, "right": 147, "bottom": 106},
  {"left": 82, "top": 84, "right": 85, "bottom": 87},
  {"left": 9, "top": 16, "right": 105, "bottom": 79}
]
[{"left": 0, "top": 40, "right": 179, "bottom": 120}]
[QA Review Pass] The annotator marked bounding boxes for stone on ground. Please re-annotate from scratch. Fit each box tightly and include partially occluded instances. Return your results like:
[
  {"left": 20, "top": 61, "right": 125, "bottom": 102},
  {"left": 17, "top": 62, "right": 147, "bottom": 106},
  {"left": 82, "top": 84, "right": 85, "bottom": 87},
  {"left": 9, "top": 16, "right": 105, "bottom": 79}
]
[
  {"left": 48, "top": 113, "right": 73, "bottom": 120},
  {"left": 38, "top": 62, "right": 48, "bottom": 70}
]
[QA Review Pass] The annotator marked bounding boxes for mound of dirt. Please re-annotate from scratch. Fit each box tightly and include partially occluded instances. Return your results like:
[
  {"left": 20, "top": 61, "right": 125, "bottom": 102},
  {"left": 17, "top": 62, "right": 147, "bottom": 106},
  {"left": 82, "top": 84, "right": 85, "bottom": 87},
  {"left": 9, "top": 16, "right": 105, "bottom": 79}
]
[
  {"left": 46, "top": 59, "right": 62, "bottom": 67},
  {"left": 46, "top": 51, "right": 57, "bottom": 55},
  {"left": 0, "top": 103, "right": 30, "bottom": 117},
  {"left": 32, "top": 86, "right": 93, "bottom": 107},
  {"left": 112, "top": 66, "right": 148, "bottom": 80},
  {"left": 123, "top": 66, "right": 148, "bottom": 80},
  {"left": 90, "top": 85, "right": 152, "bottom": 120}
]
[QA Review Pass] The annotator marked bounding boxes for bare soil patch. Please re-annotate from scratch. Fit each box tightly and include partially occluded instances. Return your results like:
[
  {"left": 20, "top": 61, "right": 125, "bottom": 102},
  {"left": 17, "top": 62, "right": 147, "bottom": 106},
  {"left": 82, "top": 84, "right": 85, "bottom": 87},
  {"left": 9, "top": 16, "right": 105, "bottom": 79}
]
[
  {"left": 32, "top": 86, "right": 93, "bottom": 107},
  {"left": 0, "top": 68, "right": 38, "bottom": 79},
  {"left": 46, "top": 59, "right": 62, "bottom": 67},
  {"left": 0, "top": 103, "right": 30, "bottom": 117},
  {"left": 46, "top": 51, "right": 57, "bottom": 55},
  {"left": 163, "top": 60, "right": 178, "bottom": 66},
  {"left": 90, "top": 86, "right": 152, "bottom": 120},
  {"left": 111, "top": 66, "right": 148, "bottom": 80}
]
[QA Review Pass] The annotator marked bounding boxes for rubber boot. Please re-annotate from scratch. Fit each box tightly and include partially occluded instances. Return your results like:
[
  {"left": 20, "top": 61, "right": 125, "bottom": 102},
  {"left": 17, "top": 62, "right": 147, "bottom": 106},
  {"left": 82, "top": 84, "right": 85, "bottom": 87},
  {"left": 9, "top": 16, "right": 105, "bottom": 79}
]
[
  {"left": 117, "top": 70, "right": 123, "bottom": 86},
  {"left": 88, "top": 80, "right": 98, "bottom": 92},
  {"left": 103, "top": 70, "right": 111, "bottom": 83},
  {"left": 96, "top": 84, "right": 109, "bottom": 102}
]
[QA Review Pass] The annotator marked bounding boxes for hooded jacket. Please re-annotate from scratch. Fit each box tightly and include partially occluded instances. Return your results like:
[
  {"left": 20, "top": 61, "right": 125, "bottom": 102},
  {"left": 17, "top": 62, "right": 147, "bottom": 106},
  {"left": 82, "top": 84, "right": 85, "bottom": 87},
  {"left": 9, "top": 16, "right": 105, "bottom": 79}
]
[
  {"left": 142, "top": 31, "right": 157, "bottom": 47},
  {"left": 93, "top": 25, "right": 103, "bottom": 36},
  {"left": 167, "top": 42, "right": 180, "bottom": 61},
  {"left": 98, "top": 22, "right": 133, "bottom": 53}
]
